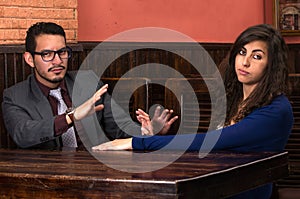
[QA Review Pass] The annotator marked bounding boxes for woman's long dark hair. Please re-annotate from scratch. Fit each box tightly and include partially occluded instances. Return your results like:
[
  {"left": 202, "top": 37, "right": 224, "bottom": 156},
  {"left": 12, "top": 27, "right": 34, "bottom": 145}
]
[{"left": 220, "top": 24, "right": 289, "bottom": 125}]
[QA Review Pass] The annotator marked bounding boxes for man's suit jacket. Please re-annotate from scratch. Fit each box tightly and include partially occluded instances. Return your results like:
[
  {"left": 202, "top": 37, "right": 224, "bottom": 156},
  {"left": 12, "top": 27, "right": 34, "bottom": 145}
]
[{"left": 2, "top": 70, "right": 140, "bottom": 150}]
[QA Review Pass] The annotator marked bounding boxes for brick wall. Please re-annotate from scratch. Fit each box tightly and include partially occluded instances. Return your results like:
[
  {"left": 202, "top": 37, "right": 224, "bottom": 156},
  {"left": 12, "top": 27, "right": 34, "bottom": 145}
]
[{"left": 0, "top": 0, "right": 78, "bottom": 44}]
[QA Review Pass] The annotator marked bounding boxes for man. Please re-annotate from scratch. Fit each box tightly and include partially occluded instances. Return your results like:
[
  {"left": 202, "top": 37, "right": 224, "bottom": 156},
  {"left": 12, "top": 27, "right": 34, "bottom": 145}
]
[{"left": 2, "top": 22, "right": 176, "bottom": 150}]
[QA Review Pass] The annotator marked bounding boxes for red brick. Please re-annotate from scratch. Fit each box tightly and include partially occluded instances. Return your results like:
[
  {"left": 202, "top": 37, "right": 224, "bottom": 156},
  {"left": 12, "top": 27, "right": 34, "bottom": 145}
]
[
  {"left": 0, "top": 0, "right": 12, "bottom": 6},
  {"left": 11, "top": 19, "right": 28, "bottom": 29},
  {"left": 0, "top": 29, "right": 5, "bottom": 40},
  {"left": 0, "top": 6, "right": 4, "bottom": 17},
  {"left": 3, "top": 29, "right": 19, "bottom": 39},
  {"left": 0, "top": 0, "right": 78, "bottom": 44},
  {"left": 0, "top": 18, "right": 12, "bottom": 28},
  {"left": 54, "top": 0, "right": 77, "bottom": 8},
  {"left": 14, "top": 0, "right": 54, "bottom": 8},
  {"left": 65, "top": 29, "right": 76, "bottom": 41},
  {"left": 2, "top": 6, "right": 18, "bottom": 17},
  {"left": 19, "top": 29, "right": 26, "bottom": 39}
]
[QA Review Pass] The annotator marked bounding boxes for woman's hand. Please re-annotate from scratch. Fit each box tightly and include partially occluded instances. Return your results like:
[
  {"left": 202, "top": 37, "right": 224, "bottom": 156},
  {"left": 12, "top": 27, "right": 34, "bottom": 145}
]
[
  {"left": 136, "top": 109, "right": 153, "bottom": 135},
  {"left": 74, "top": 84, "right": 108, "bottom": 120},
  {"left": 136, "top": 106, "right": 178, "bottom": 135},
  {"left": 92, "top": 138, "right": 133, "bottom": 151}
]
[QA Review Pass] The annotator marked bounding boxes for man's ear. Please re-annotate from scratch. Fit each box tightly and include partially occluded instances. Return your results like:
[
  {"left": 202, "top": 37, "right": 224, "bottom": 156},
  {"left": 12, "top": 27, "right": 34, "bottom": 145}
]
[{"left": 23, "top": 52, "right": 35, "bottom": 68}]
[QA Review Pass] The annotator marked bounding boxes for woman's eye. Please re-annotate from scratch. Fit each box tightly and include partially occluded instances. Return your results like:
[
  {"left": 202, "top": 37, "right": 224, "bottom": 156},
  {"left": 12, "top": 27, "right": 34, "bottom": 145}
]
[
  {"left": 238, "top": 50, "right": 246, "bottom": 55},
  {"left": 253, "top": 54, "right": 262, "bottom": 60}
]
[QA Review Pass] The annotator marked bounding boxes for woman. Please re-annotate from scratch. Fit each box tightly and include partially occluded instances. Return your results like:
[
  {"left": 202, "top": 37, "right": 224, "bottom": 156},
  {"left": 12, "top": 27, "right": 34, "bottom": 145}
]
[{"left": 92, "top": 24, "right": 294, "bottom": 198}]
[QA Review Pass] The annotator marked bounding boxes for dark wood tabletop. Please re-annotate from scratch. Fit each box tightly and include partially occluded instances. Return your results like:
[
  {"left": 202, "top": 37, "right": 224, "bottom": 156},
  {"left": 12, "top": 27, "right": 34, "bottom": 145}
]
[{"left": 0, "top": 148, "right": 288, "bottom": 199}]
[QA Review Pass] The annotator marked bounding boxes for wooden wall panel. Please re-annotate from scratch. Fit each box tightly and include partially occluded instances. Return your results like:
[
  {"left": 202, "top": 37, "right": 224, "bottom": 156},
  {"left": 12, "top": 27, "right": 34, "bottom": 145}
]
[
  {"left": 0, "top": 42, "right": 300, "bottom": 195},
  {"left": 0, "top": 42, "right": 299, "bottom": 148}
]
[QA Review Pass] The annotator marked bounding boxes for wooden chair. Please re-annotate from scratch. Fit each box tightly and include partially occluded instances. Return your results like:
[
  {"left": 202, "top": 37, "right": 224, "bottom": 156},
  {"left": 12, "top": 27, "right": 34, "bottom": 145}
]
[
  {"left": 101, "top": 77, "right": 151, "bottom": 122},
  {"left": 164, "top": 77, "right": 216, "bottom": 135},
  {"left": 274, "top": 74, "right": 300, "bottom": 198}
]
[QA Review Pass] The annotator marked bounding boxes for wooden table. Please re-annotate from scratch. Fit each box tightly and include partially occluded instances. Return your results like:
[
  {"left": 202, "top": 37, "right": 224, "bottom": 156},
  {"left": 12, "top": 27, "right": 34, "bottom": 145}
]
[{"left": 0, "top": 148, "right": 288, "bottom": 199}]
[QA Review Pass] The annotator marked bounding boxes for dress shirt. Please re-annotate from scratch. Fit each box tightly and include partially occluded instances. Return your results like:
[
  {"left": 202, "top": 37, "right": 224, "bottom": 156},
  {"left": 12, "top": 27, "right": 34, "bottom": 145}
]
[{"left": 36, "top": 77, "right": 84, "bottom": 149}]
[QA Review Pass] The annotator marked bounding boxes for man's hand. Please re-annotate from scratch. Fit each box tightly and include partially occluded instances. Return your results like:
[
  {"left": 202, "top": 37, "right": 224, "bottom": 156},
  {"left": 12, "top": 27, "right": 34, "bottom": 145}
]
[
  {"left": 136, "top": 106, "right": 178, "bottom": 135},
  {"left": 73, "top": 84, "right": 108, "bottom": 120}
]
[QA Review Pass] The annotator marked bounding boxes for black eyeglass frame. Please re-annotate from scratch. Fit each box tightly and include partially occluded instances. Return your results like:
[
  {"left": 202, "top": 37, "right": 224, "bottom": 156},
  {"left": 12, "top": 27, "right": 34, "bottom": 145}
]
[{"left": 31, "top": 46, "right": 72, "bottom": 62}]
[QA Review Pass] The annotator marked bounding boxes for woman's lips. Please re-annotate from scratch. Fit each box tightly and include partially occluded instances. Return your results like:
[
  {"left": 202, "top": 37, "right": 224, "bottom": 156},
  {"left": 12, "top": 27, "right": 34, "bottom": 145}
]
[{"left": 238, "top": 69, "right": 249, "bottom": 75}]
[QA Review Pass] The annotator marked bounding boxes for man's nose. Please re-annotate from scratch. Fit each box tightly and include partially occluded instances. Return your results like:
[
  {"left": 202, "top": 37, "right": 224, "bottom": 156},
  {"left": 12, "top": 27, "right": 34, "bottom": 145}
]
[{"left": 52, "top": 53, "right": 63, "bottom": 64}]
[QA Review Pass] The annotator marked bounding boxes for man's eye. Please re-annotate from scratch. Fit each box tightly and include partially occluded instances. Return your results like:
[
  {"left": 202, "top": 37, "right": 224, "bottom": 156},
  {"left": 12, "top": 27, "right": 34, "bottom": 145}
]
[
  {"left": 58, "top": 49, "right": 67, "bottom": 55},
  {"left": 41, "top": 51, "right": 53, "bottom": 57}
]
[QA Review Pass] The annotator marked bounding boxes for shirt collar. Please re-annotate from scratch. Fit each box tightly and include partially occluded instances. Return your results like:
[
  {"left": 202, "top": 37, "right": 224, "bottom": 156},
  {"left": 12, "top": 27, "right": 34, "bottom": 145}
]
[{"left": 35, "top": 76, "right": 68, "bottom": 97}]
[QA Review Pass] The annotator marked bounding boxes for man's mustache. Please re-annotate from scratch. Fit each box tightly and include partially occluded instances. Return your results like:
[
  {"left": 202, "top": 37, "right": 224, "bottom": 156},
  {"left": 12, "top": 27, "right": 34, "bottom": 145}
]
[{"left": 48, "top": 65, "right": 65, "bottom": 72}]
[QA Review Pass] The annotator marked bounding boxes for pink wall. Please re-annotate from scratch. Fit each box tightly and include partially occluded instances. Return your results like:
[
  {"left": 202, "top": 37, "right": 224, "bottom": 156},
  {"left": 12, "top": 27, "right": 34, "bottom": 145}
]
[{"left": 78, "top": 0, "right": 300, "bottom": 43}]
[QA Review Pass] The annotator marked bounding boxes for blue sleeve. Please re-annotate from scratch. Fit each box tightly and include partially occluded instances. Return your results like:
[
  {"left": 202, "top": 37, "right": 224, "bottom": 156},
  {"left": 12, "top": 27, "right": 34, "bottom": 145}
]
[{"left": 132, "top": 95, "right": 293, "bottom": 152}]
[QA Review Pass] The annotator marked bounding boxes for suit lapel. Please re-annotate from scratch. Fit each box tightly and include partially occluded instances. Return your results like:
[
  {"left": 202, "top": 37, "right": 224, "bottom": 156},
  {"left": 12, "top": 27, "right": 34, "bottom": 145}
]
[
  {"left": 65, "top": 74, "right": 75, "bottom": 100},
  {"left": 29, "top": 75, "right": 53, "bottom": 119}
]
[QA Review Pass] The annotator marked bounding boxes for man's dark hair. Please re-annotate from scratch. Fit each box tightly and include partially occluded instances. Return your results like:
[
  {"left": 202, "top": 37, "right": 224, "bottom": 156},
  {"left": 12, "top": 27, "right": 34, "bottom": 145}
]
[{"left": 25, "top": 22, "right": 66, "bottom": 53}]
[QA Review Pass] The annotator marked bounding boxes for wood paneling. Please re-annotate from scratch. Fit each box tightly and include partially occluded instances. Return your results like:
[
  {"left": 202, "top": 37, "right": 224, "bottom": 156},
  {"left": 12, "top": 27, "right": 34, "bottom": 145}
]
[{"left": 0, "top": 42, "right": 300, "bottom": 196}]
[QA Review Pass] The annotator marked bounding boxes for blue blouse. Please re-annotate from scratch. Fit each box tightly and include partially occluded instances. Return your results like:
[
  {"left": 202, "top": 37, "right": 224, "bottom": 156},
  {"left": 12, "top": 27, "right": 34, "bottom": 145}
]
[{"left": 132, "top": 95, "right": 294, "bottom": 198}]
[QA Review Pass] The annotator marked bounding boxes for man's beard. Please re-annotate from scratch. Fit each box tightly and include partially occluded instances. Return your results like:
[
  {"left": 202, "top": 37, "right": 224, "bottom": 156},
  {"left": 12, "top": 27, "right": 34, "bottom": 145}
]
[{"left": 35, "top": 66, "right": 65, "bottom": 84}]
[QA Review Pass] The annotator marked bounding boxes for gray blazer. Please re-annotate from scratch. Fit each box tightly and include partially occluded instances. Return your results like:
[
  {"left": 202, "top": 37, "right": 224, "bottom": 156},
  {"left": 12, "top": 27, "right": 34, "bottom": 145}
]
[{"left": 2, "top": 70, "right": 140, "bottom": 150}]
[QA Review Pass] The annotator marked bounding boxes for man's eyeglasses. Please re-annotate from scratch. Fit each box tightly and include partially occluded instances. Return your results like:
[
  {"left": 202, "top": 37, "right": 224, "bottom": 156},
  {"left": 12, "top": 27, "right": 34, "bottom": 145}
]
[{"left": 32, "top": 46, "right": 72, "bottom": 62}]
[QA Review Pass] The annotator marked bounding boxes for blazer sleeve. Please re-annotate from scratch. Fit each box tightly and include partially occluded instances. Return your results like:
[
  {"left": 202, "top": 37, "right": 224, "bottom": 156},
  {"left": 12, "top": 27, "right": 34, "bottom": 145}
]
[{"left": 2, "top": 84, "right": 57, "bottom": 148}]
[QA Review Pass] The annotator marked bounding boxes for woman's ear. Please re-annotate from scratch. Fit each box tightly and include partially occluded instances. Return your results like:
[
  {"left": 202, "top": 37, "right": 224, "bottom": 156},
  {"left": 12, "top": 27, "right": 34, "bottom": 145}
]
[{"left": 23, "top": 52, "right": 35, "bottom": 68}]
